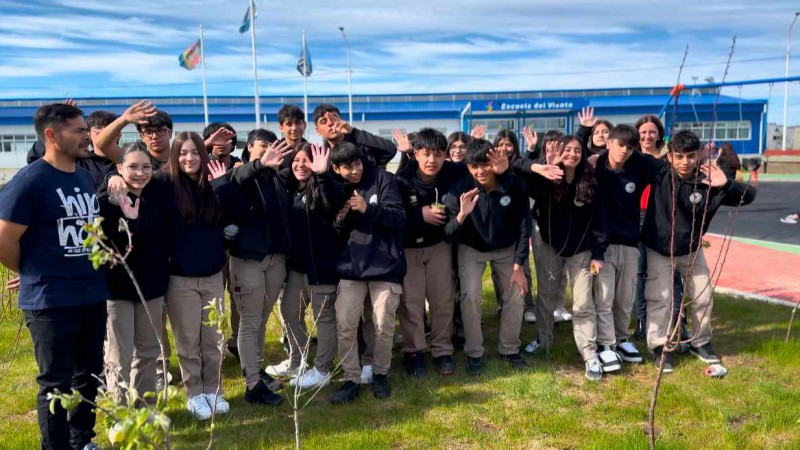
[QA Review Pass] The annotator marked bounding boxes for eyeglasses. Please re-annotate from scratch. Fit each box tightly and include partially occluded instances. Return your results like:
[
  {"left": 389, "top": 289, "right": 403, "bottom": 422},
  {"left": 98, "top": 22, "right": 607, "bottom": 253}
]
[
  {"left": 122, "top": 164, "right": 153, "bottom": 174},
  {"left": 140, "top": 128, "right": 171, "bottom": 137}
]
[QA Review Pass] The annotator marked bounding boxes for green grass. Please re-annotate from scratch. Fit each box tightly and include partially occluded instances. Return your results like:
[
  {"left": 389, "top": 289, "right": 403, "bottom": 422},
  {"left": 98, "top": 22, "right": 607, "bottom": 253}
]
[{"left": 1, "top": 267, "right": 799, "bottom": 449}]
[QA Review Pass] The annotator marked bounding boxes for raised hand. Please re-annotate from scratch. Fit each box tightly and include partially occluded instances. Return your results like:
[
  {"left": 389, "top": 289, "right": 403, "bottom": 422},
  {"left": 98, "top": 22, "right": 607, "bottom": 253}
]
[
  {"left": 392, "top": 129, "right": 412, "bottom": 153},
  {"left": 63, "top": 98, "right": 78, "bottom": 108},
  {"left": 108, "top": 175, "right": 128, "bottom": 198},
  {"left": 699, "top": 163, "right": 728, "bottom": 187},
  {"left": 347, "top": 190, "right": 367, "bottom": 213},
  {"left": 207, "top": 159, "right": 227, "bottom": 181},
  {"left": 309, "top": 144, "right": 331, "bottom": 174},
  {"left": 546, "top": 141, "right": 566, "bottom": 165},
  {"left": 487, "top": 149, "right": 509, "bottom": 175},
  {"left": 470, "top": 124, "right": 487, "bottom": 140},
  {"left": 577, "top": 106, "right": 597, "bottom": 128},
  {"left": 422, "top": 205, "right": 447, "bottom": 226},
  {"left": 6, "top": 277, "right": 20, "bottom": 292},
  {"left": 205, "top": 128, "right": 235, "bottom": 148},
  {"left": 509, "top": 264, "right": 528, "bottom": 296},
  {"left": 259, "top": 140, "right": 293, "bottom": 169},
  {"left": 532, "top": 163, "right": 564, "bottom": 181},
  {"left": 123, "top": 100, "right": 157, "bottom": 125},
  {"left": 458, "top": 188, "right": 480, "bottom": 219},
  {"left": 116, "top": 194, "right": 140, "bottom": 220},
  {"left": 327, "top": 112, "right": 353, "bottom": 136},
  {"left": 522, "top": 126, "right": 538, "bottom": 151}
]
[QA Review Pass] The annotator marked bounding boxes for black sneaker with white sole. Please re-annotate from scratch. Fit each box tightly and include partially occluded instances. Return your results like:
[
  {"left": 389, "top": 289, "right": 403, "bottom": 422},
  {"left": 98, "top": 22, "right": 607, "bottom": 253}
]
[
  {"left": 598, "top": 345, "right": 622, "bottom": 373},
  {"left": 330, "top": 380, "right": 361, "bottom": 404},
  {"left": 652, "top": 346, "right": 675, "bottom": 373},
  {"left": 616, "top": 340, "right": 643, "bottom": 363},
  {"left": 689, "top": 343, "right": 721, "bottom": 364}
]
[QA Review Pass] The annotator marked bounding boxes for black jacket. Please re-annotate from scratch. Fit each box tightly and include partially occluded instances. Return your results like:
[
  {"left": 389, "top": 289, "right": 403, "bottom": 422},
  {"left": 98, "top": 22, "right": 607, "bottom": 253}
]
[
  {"left": 98, "top": 191, "right": 171, "bottom": 302},
  {"left": 395, "top": 159, "right": 469, "bottom": 248},
  {"left": 274, "top": 168, "right": 348, "bottom": 285},
  {"left": 594, "top": 151, "right": 651, "bottom": 247},
  {"left": 333, "top": 162, "right": 407, "bottom": 284},
  {"left": 514, "top": 158, "right": 609, "bottom": 261},
  {"left": 641, "top": 156, "right": 757, "bottom": 257},
  {"left": 324, "top": 128, "right": 397, "bottom": 168},
  {"left": 228, "top": 160, "right": 292, "bottom": 261},
  {"left": 444, "top": 172, "right": 532, "bottom": 265}
]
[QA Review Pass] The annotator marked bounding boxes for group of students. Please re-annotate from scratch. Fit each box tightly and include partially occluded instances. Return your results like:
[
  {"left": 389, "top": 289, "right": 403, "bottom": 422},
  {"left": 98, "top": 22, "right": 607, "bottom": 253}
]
[{"left": 0, "top": 100, "right": 756, "bottom": 450}]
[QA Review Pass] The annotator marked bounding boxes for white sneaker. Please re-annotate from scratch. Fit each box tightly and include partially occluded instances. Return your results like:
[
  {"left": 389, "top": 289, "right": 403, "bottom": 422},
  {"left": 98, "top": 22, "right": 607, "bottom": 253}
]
[
  {"left": 204, "top": 393, "right": 230, "bottom": 414},
  {"left": 616, "top": 340, "right": 643, "bottom": 363},
  {"left": 523, "top": 310, "right": 537, "bottom": 323},
  {"left": 523, "top": 339, "right": 543, "bottom": 355},
  {"left": 554, "top": 306, "right": 573, "bottom": 322},
  {"left": 265, "top": 359, "right": 303, "bottom": 377},
  {"left": 187, "top": 394, "right": 212, "bottom": 420},
  {"left": 290, "top": 367, "right": 331, "bottom": 390},
  {"left": 598, "top": 345, "right": 622, "bottom": 373},
  {"left": 780, "top": 215, "right": 798, "bottom": 224},
  {"left": 585, "top": 358, "right": 603, "bottom": 381},
  {"left": 360, "top": 364, "right": 373, "bottom": 384}
]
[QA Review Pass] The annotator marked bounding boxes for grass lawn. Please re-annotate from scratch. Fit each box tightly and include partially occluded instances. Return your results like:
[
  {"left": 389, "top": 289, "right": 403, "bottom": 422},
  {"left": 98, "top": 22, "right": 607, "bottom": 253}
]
[{"left": 1, "top": 267, "right": 799, "bottom": 449}]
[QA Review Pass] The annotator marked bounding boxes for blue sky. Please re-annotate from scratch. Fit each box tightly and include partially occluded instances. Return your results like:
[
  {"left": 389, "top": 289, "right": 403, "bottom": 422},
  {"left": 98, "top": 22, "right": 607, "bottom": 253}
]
[{"left": 1, "top": 0, "right": 799, "bottom": 124}]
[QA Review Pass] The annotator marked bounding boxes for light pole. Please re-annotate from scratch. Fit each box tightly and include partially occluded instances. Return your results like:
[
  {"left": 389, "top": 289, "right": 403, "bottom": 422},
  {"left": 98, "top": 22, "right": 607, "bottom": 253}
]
[
  {"left": 339, "top": 26, "right": 354, "bottom": 124},
  {"left": 782, "top": 12, "right": 800, "bottom": 150}
]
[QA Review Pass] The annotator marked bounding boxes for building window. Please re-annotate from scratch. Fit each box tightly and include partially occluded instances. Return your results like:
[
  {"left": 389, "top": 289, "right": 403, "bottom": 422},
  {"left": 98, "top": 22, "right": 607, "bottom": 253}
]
[
  {"left": 0, "top": 134, "right": 38, "bottom": 154},
  {"left": 673, "top": 121, "right": 751, "bottom": 141}
]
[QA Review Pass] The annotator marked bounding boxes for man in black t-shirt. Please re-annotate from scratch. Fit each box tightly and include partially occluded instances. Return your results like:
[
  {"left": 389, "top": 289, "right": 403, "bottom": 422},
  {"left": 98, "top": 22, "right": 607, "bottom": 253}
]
[{"left": 0, "top": 103, "right": 107, "bottom": 450}]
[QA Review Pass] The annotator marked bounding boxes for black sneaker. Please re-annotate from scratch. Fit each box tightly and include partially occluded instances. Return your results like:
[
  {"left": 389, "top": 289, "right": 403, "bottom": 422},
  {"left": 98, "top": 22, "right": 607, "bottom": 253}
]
[
  {"left": 371, "top": 374, "right": 391, "bottom": 399},
  {"left": 403, "top": 352, "right": 427, "bottom": 378},
  {"left": 466, "top": 356, "right": 484, "bottom": 376},
  {"left": 652, "top": 346, "right": 675, "bottom": 373},
  {"left": 260, "top": 369, "right": 283, "bottom": 392},
  {"left": 245, "top": 380, "right": 284, "bottom": 406},
  {"left": 227, "top": 342, "right": 240, "bottom": 361},
  {"left": 434, "top": 355, "right": 456, "bottom": 376},
  {"left": 330, "top": 380, "right": 361, "bottom": 404},
  {"left": 501, "top": 353, "right": 529, "bottom": 369},
  {"left": 689, "top": 343, "right": 721, "bottom": 364}
]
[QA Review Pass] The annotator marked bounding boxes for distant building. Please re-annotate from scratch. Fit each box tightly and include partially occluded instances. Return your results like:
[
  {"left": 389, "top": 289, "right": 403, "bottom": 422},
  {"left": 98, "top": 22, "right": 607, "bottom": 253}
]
[
  {"left": 0, "top": 86, "right": 768, "bottom": 169},
  {"left": 766, "top": 123, "right": 798, "bottom": 150}
]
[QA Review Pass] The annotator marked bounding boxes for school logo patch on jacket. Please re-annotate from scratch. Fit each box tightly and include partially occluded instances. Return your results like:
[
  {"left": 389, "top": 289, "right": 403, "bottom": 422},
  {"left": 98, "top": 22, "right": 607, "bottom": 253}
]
[
  {"left": 625, "top": 182, "right": 636, "bottom": 194},
  {"left": 369, "top": 194, "right": 379, "bottom": 205},
  {"left": 689, "top": 192, "right": 703, "bottom": 204},
  {"left": 500, "top": 195, "right": 511, "bottom": 206}
]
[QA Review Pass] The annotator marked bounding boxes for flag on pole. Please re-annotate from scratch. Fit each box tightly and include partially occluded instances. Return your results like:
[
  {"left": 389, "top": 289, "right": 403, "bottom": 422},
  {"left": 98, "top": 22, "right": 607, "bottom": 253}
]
[
  {"left": 239, "top": 3, "right": 256, "bottom": 33},
  {"left": 296, "top": 39, "right": 312, "bottom": 77},
  {"left": 178, "top": 40, "right": 202, "bottom": 70}
]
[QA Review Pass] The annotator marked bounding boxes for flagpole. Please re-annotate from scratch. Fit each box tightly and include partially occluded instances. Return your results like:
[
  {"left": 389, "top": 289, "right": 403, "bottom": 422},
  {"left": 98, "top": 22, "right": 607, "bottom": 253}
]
[
  {"left": 302, "top": 30, "right": 309, "bottom": 135},
  {"left": 339, "top": 27, "right": 353, "bottom": 124},
  {"left": 249, "top": 0, "right": 260, "bottom": 129},
  {"left": 200, "top": 24, "right": 209, "bottom": 126}
]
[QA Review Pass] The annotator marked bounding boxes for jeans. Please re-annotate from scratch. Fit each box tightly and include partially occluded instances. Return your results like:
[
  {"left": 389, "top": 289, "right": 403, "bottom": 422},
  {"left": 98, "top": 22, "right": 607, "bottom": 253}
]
[{"left": 24, "top": 302, "right": 107, "bottom": 450}]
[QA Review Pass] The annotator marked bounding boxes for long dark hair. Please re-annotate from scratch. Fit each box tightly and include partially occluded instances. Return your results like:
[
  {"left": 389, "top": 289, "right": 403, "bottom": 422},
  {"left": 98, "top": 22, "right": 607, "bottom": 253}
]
[
  {"left": 552, "top": 135, "right": 596, "bottom": 205},
  {"left": 289, "top": 143, "right": 329, "bottom": 213},
  {"left": 493, "top": 129, "right": 520, "bottom": 163},
  {"left": 589, "top": 120, "right": 613, "bottom": 154},
  {"left": 168, "top": 131, "right": 222, "bottom": 225},
  {"left": 719, "top": 142, "right": 741, "bottom": 170}
]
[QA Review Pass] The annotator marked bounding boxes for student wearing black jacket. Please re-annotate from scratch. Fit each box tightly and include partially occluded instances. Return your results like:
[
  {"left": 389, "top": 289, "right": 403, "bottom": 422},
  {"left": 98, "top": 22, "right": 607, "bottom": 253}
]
[
  {"left": 203, "top": 122, "right": 242, "bottom": 170},
  {"left": 99, "top": 142, "right": 171, "bottom": 403},
  {"left": 162, "top": 132, "right": 246, "bottom": 420},
  {"left": 226, "top": 136, "right": 294, "bottom": 405},
  {"left": 445, "top": 139, "right": 531, "bottom": 376},
  {"left": 514, "top": 135, "right": 609, "bottom": 381},
  {"left": 271, "top": 144, "right": 348, "bottom": 390},
  {"left": 592, "top": 125, "right": 648, "bottom": 368},
  {"left": 95, "top": 103, "right": 171, "bottom": 172},
  {"left": 641, "top": 130, "right": 756, "bottom": 372},
  {"left": 328, "top": 142, "right": 407, "bottom": 404},
  {"left": 395, "top": 128, "right": 490, "bottom": 378},
  {"left": 312, "top": 103, "right": 400, "bottom": 169}
]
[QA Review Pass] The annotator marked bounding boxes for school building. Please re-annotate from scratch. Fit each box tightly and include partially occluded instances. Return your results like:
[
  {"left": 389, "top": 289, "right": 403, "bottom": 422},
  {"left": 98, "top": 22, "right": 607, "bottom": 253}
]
[{"left": 0, "top": 86, "right": 767, "bottom": 171}]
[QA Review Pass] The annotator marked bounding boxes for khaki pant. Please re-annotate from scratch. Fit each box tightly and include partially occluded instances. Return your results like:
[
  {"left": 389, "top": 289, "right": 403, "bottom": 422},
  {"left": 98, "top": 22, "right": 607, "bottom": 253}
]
[
  {"left": 458, "top": 244, "right": 523, "bottom": 358},
  {"left": 230, "top": 254, "right": 287, "bottom": 386},
  {"left": 336, "top": 280, "right": 401, "bottom": 383},
  {"left": 594, "top": 244, "right": 640, "bottom": 343},
  {"left": 645, "top": 248, "right": 713, "bottom": 350},
  {"left": 281, "top": 269, "right": 337, "bottom": 373},
  {"left": 400, "top": 242, "right": 455, "bottom": 357},
  {"left": 535, "top": 236, "right": 596, "bottom": 361},
  {"left": 360, "top": 295, "right": 375, "bottom": 365},
  {"left": 105, "top": 297, "right": 164, "bottom": 403},
  {"left": 166, "top": 273, "right": 224, "bottom": 397},
  {"left": 222, "top": 256, "right": 240, "bottom": 348}
]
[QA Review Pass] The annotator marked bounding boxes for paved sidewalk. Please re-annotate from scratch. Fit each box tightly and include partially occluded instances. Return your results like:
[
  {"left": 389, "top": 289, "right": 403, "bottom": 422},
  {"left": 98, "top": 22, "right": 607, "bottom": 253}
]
[{"left": 705, "top": 233, "right": 800, "bottom": 307}]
